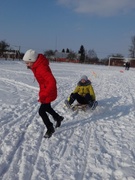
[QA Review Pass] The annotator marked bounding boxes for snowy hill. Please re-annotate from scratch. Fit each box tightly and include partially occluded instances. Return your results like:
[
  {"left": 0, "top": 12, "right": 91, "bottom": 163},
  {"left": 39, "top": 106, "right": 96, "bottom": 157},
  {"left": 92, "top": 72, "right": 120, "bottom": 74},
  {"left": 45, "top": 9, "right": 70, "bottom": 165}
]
[{"left": 0, "top": 60, "right": 135, "bottom": 180}]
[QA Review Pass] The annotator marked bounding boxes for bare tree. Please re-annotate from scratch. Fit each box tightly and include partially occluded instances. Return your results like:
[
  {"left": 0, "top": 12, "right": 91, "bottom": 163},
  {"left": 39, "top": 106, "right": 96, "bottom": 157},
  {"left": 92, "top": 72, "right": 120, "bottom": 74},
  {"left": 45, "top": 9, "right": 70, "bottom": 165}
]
[
  {"left": 67, "top": 51, "right": 77, "bottom": 60},
  {"left": 87, "top": 49, "right": 97, "bottom": 59},
  {"left": 129, "top": 36, "right": 135, "bottom": 58},
  {"left": 0, "top": 40, "right": 10, "bottom": 56},
  {"left": 44, "top": 50, "right": 55, "bottom": 60}
]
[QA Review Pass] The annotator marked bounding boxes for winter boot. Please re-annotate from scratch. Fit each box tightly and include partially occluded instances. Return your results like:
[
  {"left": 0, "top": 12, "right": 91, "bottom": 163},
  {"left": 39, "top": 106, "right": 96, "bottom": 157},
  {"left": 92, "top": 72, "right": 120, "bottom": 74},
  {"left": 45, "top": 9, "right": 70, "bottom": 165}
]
[
  {"left": 64, "top": 99, "right": 71, "bottom": 108},
  {"left": 55, "top": 116, "right": 64, "bottom": 128},
  {"left": 92, "top": 101, "right": 98, "bottom": 110},
  {"left": 89, "top": 101, "right": 98, "bottom": 110},
  {"left": 88, "top": 101, "right": 94, "bottom": 108},
  {"left": 44, "top": 126, "right": 55, "bottom": 138}
]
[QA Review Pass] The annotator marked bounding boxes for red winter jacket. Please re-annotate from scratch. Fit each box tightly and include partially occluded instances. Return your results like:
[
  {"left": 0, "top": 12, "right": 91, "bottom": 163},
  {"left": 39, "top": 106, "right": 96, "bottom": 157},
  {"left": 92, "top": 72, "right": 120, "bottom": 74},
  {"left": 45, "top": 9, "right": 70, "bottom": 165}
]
[{"left": 31, "top": 54, "right": 57, "bottom": 103}]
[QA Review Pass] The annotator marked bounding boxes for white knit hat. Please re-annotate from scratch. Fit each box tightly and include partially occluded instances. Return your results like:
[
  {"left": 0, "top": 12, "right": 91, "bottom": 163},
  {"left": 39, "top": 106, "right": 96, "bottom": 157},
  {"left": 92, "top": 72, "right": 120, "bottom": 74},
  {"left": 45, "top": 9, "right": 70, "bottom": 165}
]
[
  {"left": 80, "top": 75, "right": 88, "bottom": 81},
  {"left": 23, "top": 49, "right": 38, "bottom": 62}
]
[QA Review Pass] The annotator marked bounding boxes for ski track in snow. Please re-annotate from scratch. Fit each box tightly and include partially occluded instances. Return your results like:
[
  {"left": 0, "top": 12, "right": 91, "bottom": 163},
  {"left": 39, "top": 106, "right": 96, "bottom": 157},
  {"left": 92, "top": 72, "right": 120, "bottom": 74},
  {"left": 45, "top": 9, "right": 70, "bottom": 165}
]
[{"left": 0, "top": 61, "right": 135, "bottom": 180}]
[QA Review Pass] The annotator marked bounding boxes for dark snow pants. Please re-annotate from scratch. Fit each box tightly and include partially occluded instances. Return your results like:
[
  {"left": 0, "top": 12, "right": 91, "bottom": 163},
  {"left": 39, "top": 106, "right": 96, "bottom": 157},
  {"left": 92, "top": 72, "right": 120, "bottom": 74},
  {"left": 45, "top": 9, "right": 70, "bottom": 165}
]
[
  {"left": 39, "top": 103, "right": 60, "bottom": 129},
  {"left": 69, "top": 93, "right": 93, "bottom": 105}
]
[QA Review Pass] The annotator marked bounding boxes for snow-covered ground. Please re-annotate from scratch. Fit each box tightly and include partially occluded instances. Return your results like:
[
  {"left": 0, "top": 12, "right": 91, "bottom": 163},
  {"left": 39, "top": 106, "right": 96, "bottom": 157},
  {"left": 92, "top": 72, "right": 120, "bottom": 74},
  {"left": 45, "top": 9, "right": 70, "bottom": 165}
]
[{"left": 0, "top": 60, "right": 135, "bottom": 180}]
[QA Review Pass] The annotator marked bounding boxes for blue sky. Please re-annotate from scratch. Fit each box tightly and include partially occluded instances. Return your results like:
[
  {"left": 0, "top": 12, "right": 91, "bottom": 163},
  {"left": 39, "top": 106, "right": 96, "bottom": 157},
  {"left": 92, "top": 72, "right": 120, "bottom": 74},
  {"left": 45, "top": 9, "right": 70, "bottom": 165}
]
[{"left": 1, "top": 0, "right": 135, "bottom": 59}]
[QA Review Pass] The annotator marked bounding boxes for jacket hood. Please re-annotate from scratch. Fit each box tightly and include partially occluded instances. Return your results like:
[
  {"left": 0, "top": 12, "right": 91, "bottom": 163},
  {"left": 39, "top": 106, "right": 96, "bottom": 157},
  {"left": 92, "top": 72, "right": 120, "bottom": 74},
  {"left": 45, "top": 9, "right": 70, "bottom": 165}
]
[{"left": 32, "top": 54, "right": 49, "bottom": 69}]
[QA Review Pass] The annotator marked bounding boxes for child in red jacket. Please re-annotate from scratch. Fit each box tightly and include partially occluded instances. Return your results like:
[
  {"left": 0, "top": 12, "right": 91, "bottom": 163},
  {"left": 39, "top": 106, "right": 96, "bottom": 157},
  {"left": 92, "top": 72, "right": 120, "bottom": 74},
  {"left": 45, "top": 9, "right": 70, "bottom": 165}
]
[{"left": 23, "top": 49, "right": 64, "bottom": 138}]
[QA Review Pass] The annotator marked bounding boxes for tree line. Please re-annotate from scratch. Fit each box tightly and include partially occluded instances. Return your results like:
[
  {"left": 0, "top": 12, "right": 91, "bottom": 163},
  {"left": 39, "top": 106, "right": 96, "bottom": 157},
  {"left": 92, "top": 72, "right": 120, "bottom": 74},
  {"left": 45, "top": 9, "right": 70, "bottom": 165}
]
[{"left": 0, "top": 36, "right": 135, "bottom": 63}]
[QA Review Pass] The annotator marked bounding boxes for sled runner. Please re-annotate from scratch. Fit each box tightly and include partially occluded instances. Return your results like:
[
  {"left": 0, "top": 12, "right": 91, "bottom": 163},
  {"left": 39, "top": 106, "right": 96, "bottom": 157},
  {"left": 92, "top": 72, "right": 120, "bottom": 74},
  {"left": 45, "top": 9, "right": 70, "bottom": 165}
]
[
  {"left": 64, "top": 101, "right": 98, "bottom": 112},
  {"left": 72, "top": 101, "right": 98, "bottom": 111},
  {"left": 72, "top": 104, "right": 88, "bottom": 111}
]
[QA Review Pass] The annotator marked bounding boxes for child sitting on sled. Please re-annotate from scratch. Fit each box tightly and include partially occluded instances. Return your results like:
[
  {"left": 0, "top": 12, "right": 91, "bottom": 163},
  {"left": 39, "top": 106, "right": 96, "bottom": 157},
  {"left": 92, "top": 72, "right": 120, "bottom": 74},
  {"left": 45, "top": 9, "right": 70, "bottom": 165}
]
[{"left": 65, "top": 75, "right": 97, "bottom": 109}]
